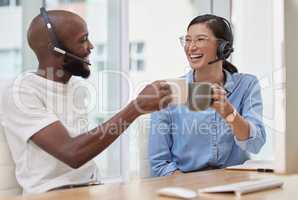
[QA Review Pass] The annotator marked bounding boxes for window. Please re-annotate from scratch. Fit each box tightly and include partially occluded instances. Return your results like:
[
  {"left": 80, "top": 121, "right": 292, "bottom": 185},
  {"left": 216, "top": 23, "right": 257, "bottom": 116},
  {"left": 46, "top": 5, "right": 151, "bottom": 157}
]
[
  {"left": 0, "top": 0, "right": 21, "bottom": 6},
  {"left": 93, "top": 42, "right": 146, "bottom": 72},
  {"left": 94, "top": 43, "right": 107, "bottom": 71},
  {"left": 0, "top": 49, "right": 22, "bottom": 77},
  {"left": 0, "top": 0, "right": 9, "bottom": 6},
  {"left": 129, "top": 42, "right": 145, "bottom": 71}
]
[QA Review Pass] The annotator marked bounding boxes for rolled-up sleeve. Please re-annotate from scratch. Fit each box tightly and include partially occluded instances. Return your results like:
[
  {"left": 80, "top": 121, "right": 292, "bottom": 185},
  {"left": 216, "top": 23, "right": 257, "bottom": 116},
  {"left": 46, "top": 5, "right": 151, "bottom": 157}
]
[
  {"left": 149, "top": 109, "right": 178, "bottom": 176},
  {"left": 234, "top": 77, "right": 266, "bottom": 154}
]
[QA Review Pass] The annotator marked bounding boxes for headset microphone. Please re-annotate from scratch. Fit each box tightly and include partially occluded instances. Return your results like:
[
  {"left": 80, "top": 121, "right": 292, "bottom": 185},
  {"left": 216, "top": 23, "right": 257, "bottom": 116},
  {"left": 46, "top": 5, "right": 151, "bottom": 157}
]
[
  {"left": 207, "top": 46, "right": 234, "bottom": 65},
  {"left": 53, "top": 47, "right": 91, "bottom": 65},
  {"left": 208, "top": 58, "right": 221, "bottom": 65}
]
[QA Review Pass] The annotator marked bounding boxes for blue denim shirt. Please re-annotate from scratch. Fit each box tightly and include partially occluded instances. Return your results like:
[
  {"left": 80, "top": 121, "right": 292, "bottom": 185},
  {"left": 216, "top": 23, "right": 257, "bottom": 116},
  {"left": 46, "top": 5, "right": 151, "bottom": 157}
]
[{"left": 149, "top": 70, "right": 266, "bottom": 176}]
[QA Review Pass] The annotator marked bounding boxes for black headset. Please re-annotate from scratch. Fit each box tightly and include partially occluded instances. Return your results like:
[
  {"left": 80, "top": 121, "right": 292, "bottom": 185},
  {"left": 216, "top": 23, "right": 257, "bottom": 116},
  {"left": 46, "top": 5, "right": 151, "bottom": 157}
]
[
  {"left": 40, "top": 7, "right": 91, "bottom": 65},
  {"left": 208, "top": 16, "right": 234, "bottom": 65}
]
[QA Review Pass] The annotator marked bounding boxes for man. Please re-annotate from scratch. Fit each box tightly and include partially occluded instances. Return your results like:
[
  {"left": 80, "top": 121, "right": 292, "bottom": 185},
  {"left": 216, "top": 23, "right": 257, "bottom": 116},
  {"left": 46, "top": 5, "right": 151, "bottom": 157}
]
[{"left": 2, "top": 8, "right": 171, "bottom": 194}]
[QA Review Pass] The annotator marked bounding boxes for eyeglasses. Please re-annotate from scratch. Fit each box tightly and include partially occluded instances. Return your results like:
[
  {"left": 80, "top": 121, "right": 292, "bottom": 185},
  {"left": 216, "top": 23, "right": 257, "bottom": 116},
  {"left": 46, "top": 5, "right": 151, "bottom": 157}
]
[{"left": 179, "top": 36, "right": 215, "bottom": 48}]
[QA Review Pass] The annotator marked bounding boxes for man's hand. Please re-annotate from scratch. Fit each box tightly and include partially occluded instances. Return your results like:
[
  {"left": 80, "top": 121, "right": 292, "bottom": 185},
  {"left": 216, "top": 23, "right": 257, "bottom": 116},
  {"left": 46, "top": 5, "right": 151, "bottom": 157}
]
[{"left": 134, "top": 80, "right": 172, "bottom": 114}]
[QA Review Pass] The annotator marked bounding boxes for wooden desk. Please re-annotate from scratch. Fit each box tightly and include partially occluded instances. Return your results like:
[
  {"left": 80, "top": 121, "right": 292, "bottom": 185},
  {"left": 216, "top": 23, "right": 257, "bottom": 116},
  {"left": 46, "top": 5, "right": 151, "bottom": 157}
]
[{"left": 3, "top": 169, "right": 298, "bottom": 200}]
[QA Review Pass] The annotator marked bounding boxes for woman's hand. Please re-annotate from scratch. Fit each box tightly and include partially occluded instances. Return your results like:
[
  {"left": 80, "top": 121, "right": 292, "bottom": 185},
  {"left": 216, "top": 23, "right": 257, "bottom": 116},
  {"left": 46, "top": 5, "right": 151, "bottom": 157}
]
[
  {"left": 211, "top": 83, "right": 234, "bottom": 118},
  {"left": 172, "top": 170, "right": 182, "bottom": 176},
  {"left": 210, "top": 83, "right": 251, "bottom": 141}
]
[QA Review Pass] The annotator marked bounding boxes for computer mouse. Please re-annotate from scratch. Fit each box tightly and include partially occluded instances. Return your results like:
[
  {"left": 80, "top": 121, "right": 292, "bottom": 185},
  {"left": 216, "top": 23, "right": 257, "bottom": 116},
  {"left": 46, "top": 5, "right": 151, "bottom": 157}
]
[{"left": 157, "top": 186, "right": 198, "bottom": 199}]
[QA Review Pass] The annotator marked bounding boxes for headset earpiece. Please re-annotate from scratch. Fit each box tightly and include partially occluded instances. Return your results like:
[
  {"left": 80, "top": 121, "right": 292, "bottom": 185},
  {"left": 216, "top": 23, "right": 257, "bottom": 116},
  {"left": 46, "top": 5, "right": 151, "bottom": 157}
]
[
  {"left": 214, "top": 16, "right": 234, "bottom": 61},
  {"left": 217, "top": 39, "right": 234, "bottom": 60}
]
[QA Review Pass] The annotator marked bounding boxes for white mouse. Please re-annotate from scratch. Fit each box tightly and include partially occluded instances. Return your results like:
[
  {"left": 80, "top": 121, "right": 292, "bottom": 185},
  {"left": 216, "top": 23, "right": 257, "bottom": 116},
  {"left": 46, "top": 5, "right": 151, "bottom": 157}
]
[{"left": 157, "top": 187, "right": 197, "bottom": 199}]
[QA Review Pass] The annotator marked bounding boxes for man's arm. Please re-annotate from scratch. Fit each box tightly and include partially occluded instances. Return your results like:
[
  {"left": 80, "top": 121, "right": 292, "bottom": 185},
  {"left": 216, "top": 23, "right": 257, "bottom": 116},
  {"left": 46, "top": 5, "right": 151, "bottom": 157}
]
[{"left": 31, "top": 81, "right": 172, "bottom": 168}]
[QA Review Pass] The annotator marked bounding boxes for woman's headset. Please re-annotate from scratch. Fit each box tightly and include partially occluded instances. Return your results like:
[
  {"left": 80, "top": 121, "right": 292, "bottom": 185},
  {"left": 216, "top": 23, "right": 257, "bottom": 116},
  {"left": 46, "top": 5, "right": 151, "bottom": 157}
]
[{"left": 208, "top": 16, "right": 234, "bottom": 65}]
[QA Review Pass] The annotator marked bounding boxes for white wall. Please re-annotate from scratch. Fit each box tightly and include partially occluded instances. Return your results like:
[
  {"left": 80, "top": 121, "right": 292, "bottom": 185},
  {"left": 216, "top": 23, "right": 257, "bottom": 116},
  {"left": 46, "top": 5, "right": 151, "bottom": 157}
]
[{"left": 232, "top": 0, "right": 276, "bottom": 159}]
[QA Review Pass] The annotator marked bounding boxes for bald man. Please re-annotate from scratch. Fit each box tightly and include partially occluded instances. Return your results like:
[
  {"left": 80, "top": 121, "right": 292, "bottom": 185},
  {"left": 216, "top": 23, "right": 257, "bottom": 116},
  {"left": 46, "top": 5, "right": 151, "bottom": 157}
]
[{"left": 2, "top": 9, "right": 171, "bottom": 194}]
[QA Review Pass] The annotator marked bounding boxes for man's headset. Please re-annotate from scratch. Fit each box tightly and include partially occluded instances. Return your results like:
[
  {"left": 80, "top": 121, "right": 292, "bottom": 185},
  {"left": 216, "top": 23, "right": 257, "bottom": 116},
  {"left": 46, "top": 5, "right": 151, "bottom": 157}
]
[
  {"left": 40, "top": 7, "right": 91, "bottom": 65},
  {"left": 208, "top": 16, "right": 234, "bottom": 65}
]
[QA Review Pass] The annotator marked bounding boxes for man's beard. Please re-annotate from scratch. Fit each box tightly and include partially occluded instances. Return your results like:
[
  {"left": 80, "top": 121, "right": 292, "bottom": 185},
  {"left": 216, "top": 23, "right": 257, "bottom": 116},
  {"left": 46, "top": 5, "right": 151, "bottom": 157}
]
[{"left": 62, "top": 55, "right": 91, "bottom": 79}]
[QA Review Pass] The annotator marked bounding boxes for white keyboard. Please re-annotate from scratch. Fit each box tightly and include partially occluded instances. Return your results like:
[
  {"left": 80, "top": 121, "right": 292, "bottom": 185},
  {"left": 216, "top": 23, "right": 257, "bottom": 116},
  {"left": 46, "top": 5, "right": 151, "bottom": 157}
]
[{"left": 198, "top": 178, "right": 283, "bottom": 196}]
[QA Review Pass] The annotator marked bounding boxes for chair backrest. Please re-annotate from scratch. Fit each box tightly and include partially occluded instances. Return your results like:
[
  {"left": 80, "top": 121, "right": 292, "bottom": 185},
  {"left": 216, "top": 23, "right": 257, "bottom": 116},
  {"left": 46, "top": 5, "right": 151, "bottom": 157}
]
[
  {"left": 136, "top": 114, "right": 151, "bottom": 178},
  {"left": 0, "top": 79, "right": 22, "bottom": 197},
  {"left": 0, "top": 117, "right": 22, "bottom": 196}
]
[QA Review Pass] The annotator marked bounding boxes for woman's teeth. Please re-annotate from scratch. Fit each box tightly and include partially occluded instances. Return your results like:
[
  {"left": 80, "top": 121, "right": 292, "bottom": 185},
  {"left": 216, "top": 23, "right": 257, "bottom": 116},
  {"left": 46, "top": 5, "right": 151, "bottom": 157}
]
[{"left": 190, "top": 54, "right": 203, "bottom": 60}]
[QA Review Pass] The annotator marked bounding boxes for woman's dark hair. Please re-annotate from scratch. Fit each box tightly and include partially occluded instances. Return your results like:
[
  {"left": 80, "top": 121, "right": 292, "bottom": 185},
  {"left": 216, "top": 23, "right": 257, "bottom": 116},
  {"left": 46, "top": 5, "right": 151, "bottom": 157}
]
[{"left": 188, "top": 14, "right": 238, "bottom": 73}]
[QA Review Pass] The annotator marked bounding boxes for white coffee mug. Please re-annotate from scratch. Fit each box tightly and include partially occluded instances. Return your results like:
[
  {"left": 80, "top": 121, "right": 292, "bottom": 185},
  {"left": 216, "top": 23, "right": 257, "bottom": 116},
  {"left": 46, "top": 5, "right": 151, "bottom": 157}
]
[{"left": 165, "top": 79, "right": 188, "bottom": 105}]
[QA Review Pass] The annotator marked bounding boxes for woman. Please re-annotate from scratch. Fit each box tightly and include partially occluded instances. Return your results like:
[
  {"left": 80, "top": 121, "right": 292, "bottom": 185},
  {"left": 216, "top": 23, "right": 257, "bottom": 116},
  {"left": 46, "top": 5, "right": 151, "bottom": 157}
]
[{"left": 149, "top": 14, "right": 266, "bottom": 176}]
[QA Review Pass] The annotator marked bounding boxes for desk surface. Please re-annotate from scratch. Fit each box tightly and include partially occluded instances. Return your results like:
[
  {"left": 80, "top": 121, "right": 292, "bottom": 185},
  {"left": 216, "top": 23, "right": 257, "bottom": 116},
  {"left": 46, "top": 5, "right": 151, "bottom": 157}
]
[{"left": 4, "top": 169, "right": 298, "bottom": 200}]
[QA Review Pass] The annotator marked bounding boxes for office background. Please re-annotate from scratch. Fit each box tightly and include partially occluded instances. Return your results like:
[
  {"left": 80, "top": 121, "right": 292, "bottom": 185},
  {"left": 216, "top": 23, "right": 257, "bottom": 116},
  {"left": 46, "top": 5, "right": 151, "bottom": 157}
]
[{"left": 0, "top": 0, "right": 284, "bottom": 182}]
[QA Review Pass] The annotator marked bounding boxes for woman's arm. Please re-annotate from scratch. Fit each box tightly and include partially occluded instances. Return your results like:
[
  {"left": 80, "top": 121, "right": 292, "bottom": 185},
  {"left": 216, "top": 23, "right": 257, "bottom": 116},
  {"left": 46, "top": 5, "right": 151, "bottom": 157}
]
[
  {"left": 149, "top": 110, "right": 178, "bottom": 176},
  {"left": 211, "top": 78, "right": 266, "bottom": 154}
]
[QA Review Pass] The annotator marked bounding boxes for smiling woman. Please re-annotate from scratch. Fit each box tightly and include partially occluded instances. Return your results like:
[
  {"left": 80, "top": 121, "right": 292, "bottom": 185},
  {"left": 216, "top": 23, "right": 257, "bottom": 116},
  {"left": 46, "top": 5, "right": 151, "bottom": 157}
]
[
  {"left": 183, "top": 15, "right": 236, "bottom": 74},
  {"left": 149, "top": 14, "right": 266, "bottom": 177}
]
